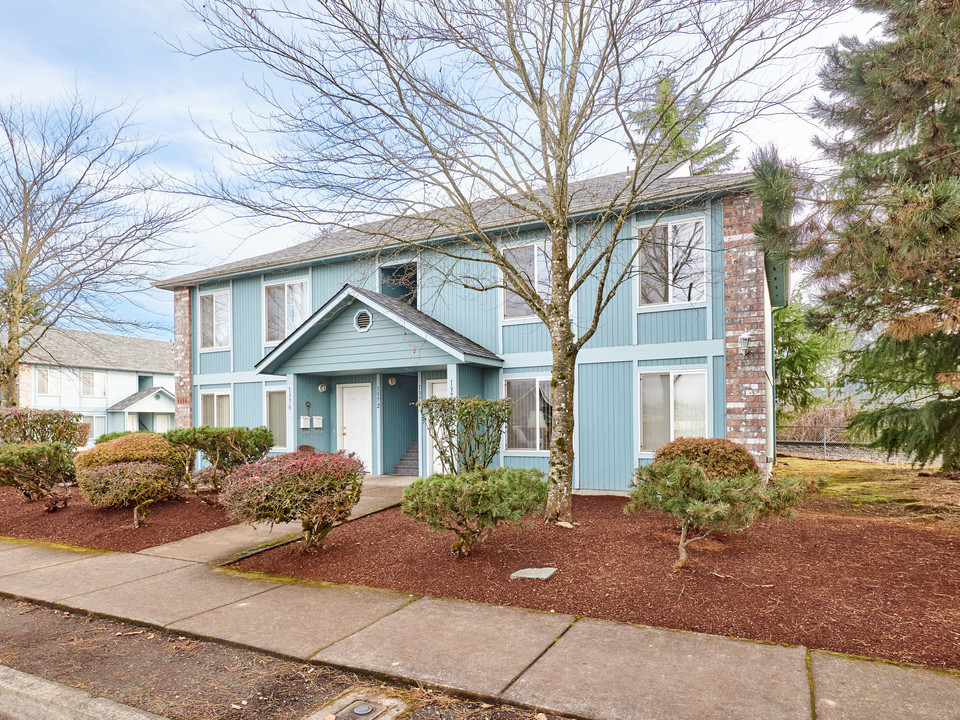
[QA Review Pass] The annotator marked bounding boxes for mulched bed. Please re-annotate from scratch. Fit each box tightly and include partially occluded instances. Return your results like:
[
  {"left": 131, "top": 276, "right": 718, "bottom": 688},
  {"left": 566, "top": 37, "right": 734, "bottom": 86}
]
[
  {"left": 0, "top": 486, "right": 232, "bottom": 553},
  {"left": 235, "top": 496, "right": 960, "bottom": 671}
]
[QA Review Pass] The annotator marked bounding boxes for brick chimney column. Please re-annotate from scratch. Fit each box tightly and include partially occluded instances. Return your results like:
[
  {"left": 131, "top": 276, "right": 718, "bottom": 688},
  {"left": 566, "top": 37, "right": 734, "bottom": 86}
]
[{"left": 173, "top": 287, "right": 194, "bottom": 428}]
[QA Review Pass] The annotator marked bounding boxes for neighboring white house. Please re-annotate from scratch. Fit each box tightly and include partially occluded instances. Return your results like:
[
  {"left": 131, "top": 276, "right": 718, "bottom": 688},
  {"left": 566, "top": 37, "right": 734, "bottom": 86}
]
[{"left": 17, "top": 327, "right": 175, "bottom": 444}]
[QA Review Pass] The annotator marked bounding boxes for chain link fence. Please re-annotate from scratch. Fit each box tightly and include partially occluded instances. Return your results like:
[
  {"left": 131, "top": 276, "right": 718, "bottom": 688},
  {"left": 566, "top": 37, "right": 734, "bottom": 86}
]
[{"left": 776, "top": 425, "right": 914, "bottom": 463}]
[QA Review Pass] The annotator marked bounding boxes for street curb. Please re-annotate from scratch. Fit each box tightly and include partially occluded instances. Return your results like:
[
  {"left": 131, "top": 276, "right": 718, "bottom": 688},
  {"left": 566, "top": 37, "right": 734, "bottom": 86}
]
[{"left": 0, "top": 665, "right": 168, "bottom": 720}]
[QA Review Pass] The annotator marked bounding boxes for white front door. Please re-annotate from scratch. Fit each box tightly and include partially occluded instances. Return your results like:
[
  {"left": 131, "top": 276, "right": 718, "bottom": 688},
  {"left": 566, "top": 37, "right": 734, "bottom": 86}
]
[
  {"left": 338, "top": 383, "right": 373, "bottom": 473},
  {"left": 426, "top": 379, "right": 448, "bottom": 474}
]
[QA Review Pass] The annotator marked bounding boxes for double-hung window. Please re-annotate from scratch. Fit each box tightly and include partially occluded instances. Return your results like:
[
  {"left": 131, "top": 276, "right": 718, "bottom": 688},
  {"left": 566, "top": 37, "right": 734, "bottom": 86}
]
[
  {"left": 638, "top": 220, "right": 706, "bottom": 306},
  {"left": 200, "top": 392, "right": 231, "bottom": 428},
  {"left": 80, "top": 371, "right": 106, "bottom": 398},
  {"left": 199, "top": 290, "right": 231, "bottom": 350},
  {"left": 265, "top": 280, "right": 308, "bottom": 343},
  {"left": 639, "top": 371, "right": 707, "bottom": 453},
  {"left": 503, "top": 243, "right": 551, "bottom": 319},
  {"left": 36, "top": 367, "right": 60, "bottom": 396},
  {"left": 504, "top": 378, "right": 553, "bottom": 451},
  {"left": 82, "top": 415, "right": 107, "bottom": 444},
  {"left": 265, "top": 389, "right": 287, "bottom": 449}
]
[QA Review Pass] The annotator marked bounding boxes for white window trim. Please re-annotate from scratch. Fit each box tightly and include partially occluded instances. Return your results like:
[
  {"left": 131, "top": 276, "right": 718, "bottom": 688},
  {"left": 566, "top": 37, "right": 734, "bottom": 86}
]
[
  {"left": 198, "top": 390, "right": 233, "bottom": 428},
  {"left": 263, "top": 387, "right": 288, "bottom": 451},
  {"left": 79, "top": 370, "right": 107, "bottom": 398},
  {"left": 636, "top": 218, "right": 708, "bottom": 311},
  {"left": 637, "top": 369, "right": 708, "bottom": 456},
  {"left": 503, "top": 375, "right": 553, "bottom": 454},
  {"left": 501, "top": 241, "right": 551, "bottom": 323},
  {"left": 81, "top": 414, "right": 108, "bottom": 446},
  {"left": 263, "top": 277, "right": 310, "bottom": 346},
  {"left": 378, "top": 258, "right": 420, "bottom": 304},
  {"left": 35, "top": 366, "right": 60, "bottom": 396},
  {"left": 198, "top": 288, "right": 232, "bottom": 352}
]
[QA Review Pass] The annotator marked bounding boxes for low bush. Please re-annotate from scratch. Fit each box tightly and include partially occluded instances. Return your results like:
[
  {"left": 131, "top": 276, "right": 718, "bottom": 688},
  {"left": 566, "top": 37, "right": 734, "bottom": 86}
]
[
  {"left": 74, "top": 433, "right": 191, "bottom": 483},
  {"left": 164, "top": 426, "right": 274, "bottom": 493},
  {"left": 77, "top": 462, "right": 180, "bottom": 527},
  {"left": 653, "top": 437, "right": 759, "bottom": 480},
  {"left": 220, "top": 451, "right": 364, "bottom": 551},
  {"left": 0, "top": 409, "right": 88, "bottom": 449},
  {"left": 0, "top": 442, "right": 73, "bottom": 510},
  {"left": 95, "top": 431, "right": 134, "bottom": 445},
  {"left": 626, "top": 459, "right": 816, "bottom": 569},
  {"left": 401, "top": 467, "right": 548, "bottom": 557},
  {"left": 417, "top": 396, "right": 512, "bottom": 473}
]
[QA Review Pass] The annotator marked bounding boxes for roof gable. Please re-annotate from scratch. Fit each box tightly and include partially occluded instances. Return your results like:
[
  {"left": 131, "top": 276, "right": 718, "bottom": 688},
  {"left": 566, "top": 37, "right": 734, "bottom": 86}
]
[{"left": 107, "top": 386, "right": 176, "bottom": 412}]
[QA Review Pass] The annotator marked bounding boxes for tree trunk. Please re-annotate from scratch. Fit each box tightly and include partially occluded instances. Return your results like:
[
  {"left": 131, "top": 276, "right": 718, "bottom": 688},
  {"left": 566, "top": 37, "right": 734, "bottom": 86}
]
[{"left": 544, "top": 316, "right": 578, "bottom": 523}]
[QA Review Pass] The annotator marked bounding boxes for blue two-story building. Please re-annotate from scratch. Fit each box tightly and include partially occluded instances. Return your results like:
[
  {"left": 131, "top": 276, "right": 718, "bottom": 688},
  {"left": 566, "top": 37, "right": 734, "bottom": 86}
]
[{"left": 156, "top": 166, "right": 784, "bottom": 492}]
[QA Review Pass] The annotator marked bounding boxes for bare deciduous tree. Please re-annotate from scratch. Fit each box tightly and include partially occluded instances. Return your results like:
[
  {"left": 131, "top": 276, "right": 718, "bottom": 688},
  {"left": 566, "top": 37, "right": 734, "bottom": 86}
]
[
  {"left": 0, "top": 90, "right": 193, "bottom": 407},
  {"left": 184, "top": 0, "right": 843, "bottom": 522}
]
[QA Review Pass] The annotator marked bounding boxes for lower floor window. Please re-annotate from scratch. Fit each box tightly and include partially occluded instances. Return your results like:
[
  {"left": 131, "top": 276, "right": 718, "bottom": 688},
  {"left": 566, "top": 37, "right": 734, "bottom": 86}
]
[
  {"left": 266, "top": 389, "right": 287, "bottom": 448},
  {"left": 82, "top": 415, "right": 107, "bottom": 444},
  {"left": 639, "top": 371, "right": 706, "bottom": 453},
  {"left": 154, "top": 414, "right": 172, "bottom": 433},
  {"left": 505, "top": 378, "right": 553, "bottom": 451},
  {"left": 200, "top": 392, "right": 231, "bottom": 427}
]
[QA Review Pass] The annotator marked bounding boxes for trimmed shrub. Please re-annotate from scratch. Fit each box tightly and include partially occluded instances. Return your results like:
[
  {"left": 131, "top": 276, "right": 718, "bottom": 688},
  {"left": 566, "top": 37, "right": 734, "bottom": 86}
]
[
  {"left": 96, "top": 431, "right": 134, "bottom": 445},
  {"left": 0, "top": 409, "right": 88, "bottom": 448},
  {"left": 74, "top": 432, "right": 191, "bottom": 483},
  {"left": 164, "top": 426, "right": 274, "bottom": 493},
  {"left": 653, "top": 437, "right": 759, "bottom": 480},
  {"left": 0, "top": 442, "right": 73, "bottom": 510},
  {"left": 417, "top": 396, "right": 512, "bottom": 473},
  {"left": 626, "top": 459, "right": 817, "bottom": 569},
  {"left": 401, "top": 467, "right": 548, "bottom": 557},
  {"left": 220, "top": 451, "right": 364, "bottom": 551},
  {"left": 77, "top": 462, "right": 180, "bottom": 527}
]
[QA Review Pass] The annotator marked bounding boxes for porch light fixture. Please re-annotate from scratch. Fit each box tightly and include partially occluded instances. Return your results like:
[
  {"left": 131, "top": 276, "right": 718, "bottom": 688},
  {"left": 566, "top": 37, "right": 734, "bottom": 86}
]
[
  {"left": 388, "top": 376, "right": 397, "bottom": 386},
  {"left": 738, "top": 331, "right": 754, "bottom": 354},
  {"left": 318, "top": 383, "right": 327, "bottom": 393}
]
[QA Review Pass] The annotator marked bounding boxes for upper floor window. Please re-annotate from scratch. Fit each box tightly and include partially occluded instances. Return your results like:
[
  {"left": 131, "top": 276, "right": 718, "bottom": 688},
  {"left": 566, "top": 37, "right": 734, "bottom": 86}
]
[
  {"left": 36, "top": 367, "right": 60, "bottom": 396},
  {"left": 638, "top": 220, "right": 706, "bottom": 306},
  {"left": 639, "top": 370, "right": 706, "bottom": 453},
  {"left": 503, "top": 243, "right": 551, "bottom": 320},
  {"left": 80, "top": 371, "right": 106, "bottom": 398},
  {"left": 504, "top": 377, "right": 553, "bottom": 451},
  {"left": 199, "top": 290, "right": 231, "bottom": 350},
  {"left": 265, "top": 279, "right": 308, "bottom": 344}
]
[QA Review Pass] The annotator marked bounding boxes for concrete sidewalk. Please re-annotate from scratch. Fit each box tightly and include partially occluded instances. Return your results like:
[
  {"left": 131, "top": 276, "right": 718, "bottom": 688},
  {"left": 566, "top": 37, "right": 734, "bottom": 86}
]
[{"left": 0, "top": 537, "right": 957, "bottom": 719}]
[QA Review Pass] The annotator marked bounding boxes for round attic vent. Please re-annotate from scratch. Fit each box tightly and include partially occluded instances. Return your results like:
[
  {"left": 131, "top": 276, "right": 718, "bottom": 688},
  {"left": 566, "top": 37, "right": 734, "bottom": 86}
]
[{"left": 354, "top": 310, "right": 373, "bottom": 332}]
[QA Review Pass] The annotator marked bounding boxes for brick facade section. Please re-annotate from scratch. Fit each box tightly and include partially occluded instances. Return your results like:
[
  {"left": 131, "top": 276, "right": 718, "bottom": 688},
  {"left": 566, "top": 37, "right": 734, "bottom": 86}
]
[
  {"left": 17, "top": 363, "right": 31, "bottom": 407},
  {"left": 173, "top": 287, "right": 193, "bottom": 429},
  {"left": 722, "top": 194, "right": 768, "bottom": 468}
]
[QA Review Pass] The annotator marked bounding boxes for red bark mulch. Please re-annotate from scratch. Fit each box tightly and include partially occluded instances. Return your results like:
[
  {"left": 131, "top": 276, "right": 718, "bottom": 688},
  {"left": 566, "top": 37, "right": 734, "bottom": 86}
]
[
  {"left": 0, "top": 486, "right": 233, "bottom": 553},
  {"left": 235, "top": 496, "right": 960, "bottom": 671}
]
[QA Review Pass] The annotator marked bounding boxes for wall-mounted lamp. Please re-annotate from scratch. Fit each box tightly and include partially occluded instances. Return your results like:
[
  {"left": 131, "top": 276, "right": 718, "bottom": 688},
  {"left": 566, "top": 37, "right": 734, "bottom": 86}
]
[
  {"left": 318, "top": 383, "right": 327, "bottom": 393},
  {"left": 387, "top": 376, "right": 397, "bottom": 386},
  {"left": 738, "top": 331, "right": 754, "bottom": 354}
]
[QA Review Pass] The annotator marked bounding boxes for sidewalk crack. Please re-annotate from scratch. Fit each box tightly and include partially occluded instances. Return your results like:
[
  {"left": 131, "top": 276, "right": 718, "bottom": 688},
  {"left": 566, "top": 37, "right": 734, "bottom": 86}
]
[{"left": 496, "top": 616, "right": 579, "bottom": 698}]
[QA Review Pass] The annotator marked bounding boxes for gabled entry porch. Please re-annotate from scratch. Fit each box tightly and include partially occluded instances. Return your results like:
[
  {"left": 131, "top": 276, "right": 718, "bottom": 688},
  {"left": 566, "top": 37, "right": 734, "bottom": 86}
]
[{"left": 255, "top": 285, "right": 502, "bottom": 476}]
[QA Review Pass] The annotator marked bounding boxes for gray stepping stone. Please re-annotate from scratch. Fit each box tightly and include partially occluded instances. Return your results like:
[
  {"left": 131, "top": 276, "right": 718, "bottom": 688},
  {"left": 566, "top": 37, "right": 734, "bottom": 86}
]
[
  {"left": 811, "top": 651, "right": 960, "bottom": 719},
  {"left": 313, "top": 595, "right": 574, "bottom": 696},
  {"left": 66, "top": 564, "right": 278, "bottom": 627},
  {"left": 502, "top": 618, "right": 811, "bottom": 720},
  {"left": 0, "top": 552, "right": 190, "bottom": 603},
  {"left": 0, "top": 544, "right": 94, "bottom": 578},
  {"left": 509, "top": 567, "right": 556, "bottom": 580},
  {"left": 169, "top": 582, "right": 414, "bottom": 659}
]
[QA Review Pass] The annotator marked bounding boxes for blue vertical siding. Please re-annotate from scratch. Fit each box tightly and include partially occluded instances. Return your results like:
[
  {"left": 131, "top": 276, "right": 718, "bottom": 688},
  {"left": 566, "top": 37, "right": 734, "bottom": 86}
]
[
  {"left": 636, "top": 307, "right": 707, "bottom": 344},
  {"left": 482, "top": 367, "right": 500, "bottom": 400},
  {"left": 636, "top": 356, "right": 707, "bottom": 367},
  {"left": 232, "top": 277, "right": 262, "bottom": 371},
  {"left": 712, "top": 354, "right": 726, "bottom": 438},
  {"left": 503, "top": 366, "right": 551, "bottom": 375},
  {"left": 502, "top": 322, "right": 550, "bottom": 354},
  {"left": 419, "top": 252, "right": 500, "bottom": 353},
  {"left": 233, "top": 382, "right": 263, "bottom": 428},
  {"left": 577, "top": 217, "right": 634, "bottom": 349},
  {"left": 198, "top": 351, "right": 231, "bottom": 375},
  {"left": 381, "top": 373, "right": 418, "bottom": 474},
  {"left": 710, "top": 202, "right": 725, "bottom": 340},
  {"left": 457, "top": 366, "right": 485, "bottom": 398},
  {"left": 295, "top": 375, "right": 332, "bottom": 451},
  {"left": 577, "top": 362, "right": 635, "bottom": 491}
]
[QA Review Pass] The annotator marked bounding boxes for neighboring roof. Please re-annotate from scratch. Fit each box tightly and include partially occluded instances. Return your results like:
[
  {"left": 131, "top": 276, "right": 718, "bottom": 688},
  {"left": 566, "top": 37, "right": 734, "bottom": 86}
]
[
  {"left": 156, "top": 167, "right": 753, "bottom": 289},
  {"left": 256, "top": 284, "right": 501, "bottom": 375},
  {"left": 107, "top": 386, "right": 176, "bottom": 412},
  {"left": 21, "top": 327, "right": 174, "bottom": 375}
]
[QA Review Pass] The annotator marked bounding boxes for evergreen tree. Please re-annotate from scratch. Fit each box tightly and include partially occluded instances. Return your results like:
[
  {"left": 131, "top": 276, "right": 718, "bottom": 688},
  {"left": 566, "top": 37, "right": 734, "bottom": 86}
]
[
  {"left": 755, "top": 0, "right": 960, "bottom": 470},
  {"left": 629, "top": 76, "right": 737, "bottom": 175}
]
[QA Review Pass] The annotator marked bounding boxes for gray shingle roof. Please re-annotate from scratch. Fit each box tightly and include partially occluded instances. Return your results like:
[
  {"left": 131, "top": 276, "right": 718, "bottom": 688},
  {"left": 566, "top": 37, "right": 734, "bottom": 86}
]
[
  {"left": 347, "top": 285, "right": 500, "bottom": 361},
  {"left": 156, "top": 168, "right": 752, "bottom": 289},
  {"left": 21, "top": 327, "right": 174, "bottom": 375},
  {"left": 107, "top": 386, "right": 174, "bottom": 412}
]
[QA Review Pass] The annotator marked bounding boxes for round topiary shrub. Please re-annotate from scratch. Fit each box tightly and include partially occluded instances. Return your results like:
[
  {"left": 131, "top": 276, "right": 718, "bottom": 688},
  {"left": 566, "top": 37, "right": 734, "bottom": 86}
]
[
  {"left": 653, "top": 437, "right": 759, "bottom": 480},
  {"left": 74, "top": 432, "right": 191, "bottom": 481},
  {"left": 220, "top": 451, "right": 365, "bottom": 551},
  {"left": 77, "top": 461, "right": 180, "bottom": 527},
  {"left": 0, "top": 442, "right": 74, "bottom": 510}
]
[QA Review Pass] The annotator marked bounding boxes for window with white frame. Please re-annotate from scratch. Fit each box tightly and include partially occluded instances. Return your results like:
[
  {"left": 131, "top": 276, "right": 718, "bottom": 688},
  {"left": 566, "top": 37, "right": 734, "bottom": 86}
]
[
  {"left": 265, "top": 389, "right": 287, "bottom": 448},
  {"left": 199, "top": 290, "right": 231, "bottom": 350},
  {"left": 504, "top": 377, "right": 553, "bottom": 451},
  {"left": 639, "top": 371, "right": 707, "bottom": 453},
  {"left": 36, "top": 367, "right": 60, "bottom": 395},
  {"left": 81, "top": 415, "right": 107, "bottom": 444},
  {"left": 80, "top": 371, "right": 106, "bottom": 398},
  {"left": 638, "top": 220, "right": 706, "bottom": 306},
  {"left": 200, "top": 392, "right": 231, "bottom": 427},
  {"left": 265, "top": 279, "right": 308, "bottom": 343},
  {"left": 503, "top": 243, "right": 551, "bottom": 319}
]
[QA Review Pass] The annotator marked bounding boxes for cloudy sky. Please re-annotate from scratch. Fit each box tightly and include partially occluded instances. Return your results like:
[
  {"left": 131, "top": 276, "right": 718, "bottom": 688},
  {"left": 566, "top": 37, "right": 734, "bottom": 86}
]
[{"left": 0, "top": 1, "right": 879, "bottom": 337}]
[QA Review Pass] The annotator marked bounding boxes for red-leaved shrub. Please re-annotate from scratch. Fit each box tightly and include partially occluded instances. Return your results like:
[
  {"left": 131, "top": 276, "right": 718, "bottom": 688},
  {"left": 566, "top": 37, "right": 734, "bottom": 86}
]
[{"left": 220, "top": 451, "right": 365, "bottom": 550}]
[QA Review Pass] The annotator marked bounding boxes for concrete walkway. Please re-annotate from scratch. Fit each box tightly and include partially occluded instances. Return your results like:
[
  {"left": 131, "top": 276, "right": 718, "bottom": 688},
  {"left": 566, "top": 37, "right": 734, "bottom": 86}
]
[{"left": 1, "top": 500, "right": 958, "bottom": 718}]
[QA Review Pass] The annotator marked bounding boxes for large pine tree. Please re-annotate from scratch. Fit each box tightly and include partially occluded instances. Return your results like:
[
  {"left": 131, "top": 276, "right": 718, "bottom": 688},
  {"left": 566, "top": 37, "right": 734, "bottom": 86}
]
[{"left": 758, "top": 0, "right": 960, "bottom": 469}]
